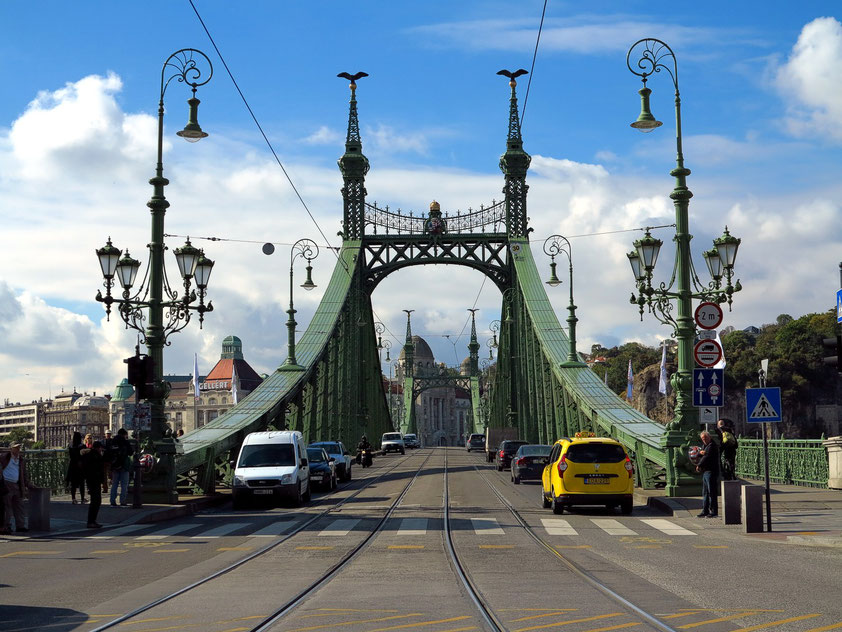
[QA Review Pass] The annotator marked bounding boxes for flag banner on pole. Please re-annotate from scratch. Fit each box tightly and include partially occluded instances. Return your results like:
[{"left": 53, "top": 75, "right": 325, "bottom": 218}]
[
  {"left": 659, "top": 343, "right": 669, "bottom": 395},
  {"left": 604, "top": 370, "right": 608, "bottom": 385},
  {"left": 231, "top": 362, "right": 240, "bottom": 405},
  {"left": 193, "top": 353, "right": 200, "bottom": 400},
  {"left": 626, "top": 359, "right": 633, "bottom": 400}
]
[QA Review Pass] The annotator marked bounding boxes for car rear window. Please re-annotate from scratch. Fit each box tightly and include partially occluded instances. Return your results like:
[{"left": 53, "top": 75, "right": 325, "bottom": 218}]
[
  {"left": 312, "top": 442, "right": 341, "bottom": 454},
  {"left": 306, "top": 448, "right": 327, "bottom": 462},
  {"left": 238, "top": 444, "right": 295, "bottom": 468},
  {"left": 565, "top": 443, "right": 627, "bottom": 463},
  {"left": 383, "top": 433, "right": 402, "bottom": 441},
  {"left": 502, "top": 440, "right": 528, "bottom": 451},
  {"left": 517, "top": 445, "right": 551, "bottom": 456}
]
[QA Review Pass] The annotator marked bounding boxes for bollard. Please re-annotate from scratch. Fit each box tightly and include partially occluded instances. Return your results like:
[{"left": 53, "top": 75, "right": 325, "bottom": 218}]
[
  {"left": 742, "top": 484, "right": 763, "bottom": 533},
  {"left": 28, "top": 487, "right": 50, "bottom": 532},
  {"left": 721, "top": 480, "right": 743, "bottom": 525}
]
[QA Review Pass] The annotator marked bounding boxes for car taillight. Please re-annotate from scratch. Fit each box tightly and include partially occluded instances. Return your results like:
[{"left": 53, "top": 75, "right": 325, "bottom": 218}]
[
  {"left": 557, "top": 455, "right": 568, "bottom": 475},
  {"left": 499, "top": 450, "right": 505, "bottom": 457},
  {"left": 516, "top": 458, "right": 526, "bottom": 466},
  {"left": 625, "top": 456, "right": 634, "bottom": 477}
]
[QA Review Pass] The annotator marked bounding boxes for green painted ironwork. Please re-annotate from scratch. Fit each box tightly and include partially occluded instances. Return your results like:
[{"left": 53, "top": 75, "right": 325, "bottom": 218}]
[
  {"left": 736, "top": 438, "right": 829, "bottom": 488},
  {"left": 22, "top": 449, "right": 70, "bottom": 495},
  {"left": 166, "top": 65, "right": 734, "bottom": 498}
]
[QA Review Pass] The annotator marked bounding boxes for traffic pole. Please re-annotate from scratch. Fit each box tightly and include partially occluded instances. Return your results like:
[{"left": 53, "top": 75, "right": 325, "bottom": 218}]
[{"left": 759, "top": 369, "right": 772, "bottom": 532}]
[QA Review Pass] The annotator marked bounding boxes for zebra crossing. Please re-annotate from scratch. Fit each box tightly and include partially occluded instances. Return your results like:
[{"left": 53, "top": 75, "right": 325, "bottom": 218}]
[{"left": 76, "top": 515, "right": 696, "bottom": 542}]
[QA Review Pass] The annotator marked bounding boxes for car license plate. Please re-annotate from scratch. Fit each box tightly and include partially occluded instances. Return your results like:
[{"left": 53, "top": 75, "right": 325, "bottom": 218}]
[
  {"left": 254, "top": 489, "right": 273, "bottom": 495},
  {"left": 585, "top": 477, "right": 609, "bottom": 485}
]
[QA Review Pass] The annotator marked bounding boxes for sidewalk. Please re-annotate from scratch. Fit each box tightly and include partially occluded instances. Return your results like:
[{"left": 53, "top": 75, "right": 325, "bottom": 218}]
[
  {"left": 3, "top": 490, "right": 228, "bottom": 539},
  {"left": 634, "top": 480, "right": 842, "bottom": 547}
]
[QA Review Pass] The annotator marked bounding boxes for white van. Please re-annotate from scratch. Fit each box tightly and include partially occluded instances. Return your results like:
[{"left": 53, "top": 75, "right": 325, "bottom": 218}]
[{"left": 232, "top": 431, "right": 310, "bottom": 508}]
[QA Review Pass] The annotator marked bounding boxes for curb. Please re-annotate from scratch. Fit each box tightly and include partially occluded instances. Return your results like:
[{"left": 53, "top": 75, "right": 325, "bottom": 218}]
[{"left": 634, "top": 493, "right": 694, "bottom": 517}]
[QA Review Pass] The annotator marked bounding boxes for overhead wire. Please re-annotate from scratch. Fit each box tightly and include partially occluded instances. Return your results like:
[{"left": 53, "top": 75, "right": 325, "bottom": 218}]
[
  {"left": 187, "top": 0, "right": 347, "bottom": 272},
  {"left": 520, "top": 0, "right": 548, "bottom": 126}
]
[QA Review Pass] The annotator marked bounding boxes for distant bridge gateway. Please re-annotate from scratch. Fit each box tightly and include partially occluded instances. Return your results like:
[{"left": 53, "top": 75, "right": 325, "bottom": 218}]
[{"left": 175, "top": 72, "right": 695, "bottom": 497}]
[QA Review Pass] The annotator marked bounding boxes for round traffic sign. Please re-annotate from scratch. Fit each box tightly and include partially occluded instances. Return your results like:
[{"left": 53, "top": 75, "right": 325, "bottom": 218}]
[
  {"left": 694, "top": 302, "right": 723, "bottom": 330},
  {"left": 694, "top": 339, "right": 723, "bottom": 367}
]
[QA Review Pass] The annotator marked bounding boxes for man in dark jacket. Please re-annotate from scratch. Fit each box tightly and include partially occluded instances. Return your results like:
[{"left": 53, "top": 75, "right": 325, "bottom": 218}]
[
  {"left": 109, "top": 428, "right": 134, "bottom": 507},
  {"left": 81, "top": 441, "right": 107, "bottom": 528},
  {"left": 714, "top": 418, "right": 738, "bottom": 481},
  {"left": 695, "top": 431, "right": 719, "bottom": 518}
]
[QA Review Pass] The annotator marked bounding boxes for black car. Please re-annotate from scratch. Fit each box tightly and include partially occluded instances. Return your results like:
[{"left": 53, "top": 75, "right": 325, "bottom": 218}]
[
  {"left": 307, "top": 447, "right": 336, "bottom": 491},
  {"left": 466, "top": 433, "right": 485, "bottom": 452},
  {"left": 511, "top": 444, "right": 552, "bottom": 484},
  {"left": 495, "top": 439, "right": 528, "bottom": 471}
]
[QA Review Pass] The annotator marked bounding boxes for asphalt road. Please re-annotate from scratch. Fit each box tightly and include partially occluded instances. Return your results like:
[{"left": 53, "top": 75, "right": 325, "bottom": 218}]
[{"left": 1, "top": 447, "right": 840, "bottom": 632}]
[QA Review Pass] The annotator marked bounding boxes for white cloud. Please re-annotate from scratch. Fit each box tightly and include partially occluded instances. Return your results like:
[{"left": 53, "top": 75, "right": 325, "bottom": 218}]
[
  {"left": 2, "top": 68, "right": 842, "bottom": 407},
  {"left": 8, "top": 73, "right": 156, "bottom": 181},
  {"left": 775, "top": 17, "right": 842, "bottom": 141},
  {"left": 302, "top": 126, "right": 342, "bottom": 146},
  {"left": 409, "top": 17, "right": 728, "bottom": 54}
]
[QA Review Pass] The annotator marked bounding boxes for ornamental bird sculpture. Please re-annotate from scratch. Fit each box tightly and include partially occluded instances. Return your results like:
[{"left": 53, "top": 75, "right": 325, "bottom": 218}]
[
  {"left": 496, "top": 69, "right": 528, "bottom": 83},
  {"left": 337, "top": 71, "right": 369, "bottom": 87}
]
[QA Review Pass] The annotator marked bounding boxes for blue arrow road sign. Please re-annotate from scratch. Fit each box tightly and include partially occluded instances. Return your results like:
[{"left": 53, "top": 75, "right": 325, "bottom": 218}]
[
  {"left": 693, "top": 368, "right": 725, "bottom": 407},
  {"left": 745, "top": 387, "right": 782, "bottom": 423}
]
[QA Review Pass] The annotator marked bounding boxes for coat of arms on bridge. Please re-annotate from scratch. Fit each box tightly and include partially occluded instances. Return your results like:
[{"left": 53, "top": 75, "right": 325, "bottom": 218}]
[{"left": 424, "top": 200, "right": 447, "bottom": 236}]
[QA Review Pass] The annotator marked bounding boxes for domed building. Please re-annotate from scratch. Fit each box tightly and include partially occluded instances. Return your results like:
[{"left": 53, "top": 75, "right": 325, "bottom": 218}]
[
  {"left": 108, "top": 335, "right": 264, "bottom": 436},
  {"left": 42, "top": 390, "right": 110, "bottom": 448},
  {"left": 395, "top": 335, "right": 473, "bottom": 447}
]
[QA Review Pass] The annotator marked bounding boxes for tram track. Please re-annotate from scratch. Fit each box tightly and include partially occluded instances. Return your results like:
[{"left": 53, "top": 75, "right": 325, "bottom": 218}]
[
  {"left": 88, "top": 450, "right": 431, "bottom": 632},
  {"left": 473, "top": 460, "right": 680, "bottom": 632}
]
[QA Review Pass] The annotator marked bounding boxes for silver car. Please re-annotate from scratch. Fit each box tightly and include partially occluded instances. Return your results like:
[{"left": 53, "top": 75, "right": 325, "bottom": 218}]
[{"left": 381, "top": 432, "right": 405, "bottom": 454}]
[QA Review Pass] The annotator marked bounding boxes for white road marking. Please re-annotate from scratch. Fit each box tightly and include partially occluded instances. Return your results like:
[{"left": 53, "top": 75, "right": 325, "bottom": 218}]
[
  {"left": 88, "top": 524, "right": 149, "bottom": 540},
  {"left": 136, "top": 523, "right": 202, "bottom": 540},
  {"left": 249, "top": 520, "right": 297, "bottom": 538},
  {"left": 471, "top": 518, "right": 505, "bottom": 535},
  {"left": 318, "top": 519, "right": 360, "bottom": 536},
  {"left": 541, "top": 518, "right": 578, "bottom": 536},
  {"left": 191, "top": 523, "right": 251, "bottom": 539},
  {"left": 591, "top": 519, "right": 637, "bottom": 536},
  {"left": 640, "top": 518, "right": 696, "bottom": 536}
]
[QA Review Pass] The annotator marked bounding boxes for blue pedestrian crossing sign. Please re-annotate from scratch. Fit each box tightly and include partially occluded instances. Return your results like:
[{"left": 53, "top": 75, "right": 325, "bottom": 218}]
[
  {"left": 837, "top": 288, "right": 842, "bottom": 323},
  {"left": 693, "top": 368, "right": 725, "bottom": 407},
  {"left": 745, "top": 387, "right": 782, "bottom": 423}
]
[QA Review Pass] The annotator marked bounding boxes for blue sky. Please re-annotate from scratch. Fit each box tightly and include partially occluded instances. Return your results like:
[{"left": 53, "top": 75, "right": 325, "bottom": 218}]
[{"left": 1, "top": 2, "right": 841, "bottom": 403}]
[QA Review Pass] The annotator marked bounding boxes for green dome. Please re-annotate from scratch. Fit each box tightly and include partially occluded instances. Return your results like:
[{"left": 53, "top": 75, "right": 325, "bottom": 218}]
[
  {"left": 222, "top": 335, "right": 244, "bottom": 360},
  {"left": 112, "top": 378, "right": 135, "bottom": 402}
]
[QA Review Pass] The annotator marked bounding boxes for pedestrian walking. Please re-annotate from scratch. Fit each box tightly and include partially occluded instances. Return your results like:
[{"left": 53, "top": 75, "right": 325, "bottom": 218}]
[
  {"left": 695, "top": 431, "right": 720, "bottom": 518},
  {"left": 1, "top": 443, "right": 30, "bottom": 533},
  {"left": 65, "top": 431, "right": 86, "bottom": 504},
  {"left": 80, "top": 441, "right": 107, "bottom": 529},
  {"left": 103, "top": 430, "right": 113, "bottom": 493},
  {"left": 109, "top": 428, "right": 134, "bottom": 507},
  {"left": 714, "top": 418, "right": 738, "bottom": 481},
  {"left": 83, "top": 433, "right": 93, "bottom": 449}
]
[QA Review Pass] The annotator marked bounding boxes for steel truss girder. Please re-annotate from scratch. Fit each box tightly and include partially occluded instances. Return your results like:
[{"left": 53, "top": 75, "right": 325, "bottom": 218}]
[
  {"left": 363, "top": 234, "right": 510, "bottom": 291},
  {"left": 410, "top": 373, "right": 473, "bottom": 400}
]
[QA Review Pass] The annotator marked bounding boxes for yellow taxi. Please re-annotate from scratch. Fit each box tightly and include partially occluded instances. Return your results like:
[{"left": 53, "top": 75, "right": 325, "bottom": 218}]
[{"left": 541, "top": 432, "right": 634, "bottom": 515}]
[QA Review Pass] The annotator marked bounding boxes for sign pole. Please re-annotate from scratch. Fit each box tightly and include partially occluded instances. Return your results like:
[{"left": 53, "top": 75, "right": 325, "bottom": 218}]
[{"left": 759, "top": 367, "right": 771, "bottom": 532}]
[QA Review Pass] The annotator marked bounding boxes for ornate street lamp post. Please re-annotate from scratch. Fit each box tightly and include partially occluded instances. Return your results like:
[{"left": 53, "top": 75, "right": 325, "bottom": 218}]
[
  {"left": 543, "top": 234, "right": 586, "bottom": 367},
  {"left": 626, "top": 38, "right": 741, "bottom": 495},
  {"left": 279, "top": 239, "right": 319, "bottom": 371},
  {"left": 95, "top": 49, "right": 215, "bottom": 503}
]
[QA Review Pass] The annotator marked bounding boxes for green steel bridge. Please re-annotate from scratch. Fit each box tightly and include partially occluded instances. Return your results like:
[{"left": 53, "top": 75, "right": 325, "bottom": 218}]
[{"left": 174, "top": 74, "right": 692, "bottom": 496}]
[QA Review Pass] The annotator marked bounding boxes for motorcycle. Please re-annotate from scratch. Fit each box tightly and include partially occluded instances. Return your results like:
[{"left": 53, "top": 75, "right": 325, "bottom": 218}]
[{"left": 358, "top": 448, "right": 373, "bottom": 468}]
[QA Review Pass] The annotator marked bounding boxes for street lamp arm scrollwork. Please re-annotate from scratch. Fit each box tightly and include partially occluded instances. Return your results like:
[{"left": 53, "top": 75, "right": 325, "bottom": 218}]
[
  {"left": 543, "top": 234, "right": 585, "bottom": 367},
  {"left": 280, "top": 238, "right": 320, "bottom": 370}
]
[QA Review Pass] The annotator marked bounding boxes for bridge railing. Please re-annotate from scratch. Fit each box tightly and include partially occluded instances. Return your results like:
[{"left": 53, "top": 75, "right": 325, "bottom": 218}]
[
  {"left": 8, "top": 449, "right": 70, "bottom": 495},
  {"left": 735, "top": 437, "right": 829, "bottom": 488}
]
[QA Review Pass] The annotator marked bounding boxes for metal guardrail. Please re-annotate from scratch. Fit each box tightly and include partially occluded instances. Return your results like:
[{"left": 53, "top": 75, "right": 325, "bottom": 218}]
[{"left": 735, "top": 437, "right": 828, "bottom": 488}]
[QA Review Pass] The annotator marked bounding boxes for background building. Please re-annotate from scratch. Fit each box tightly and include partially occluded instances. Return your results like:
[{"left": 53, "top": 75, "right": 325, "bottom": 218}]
[
  {"left": 42, "top": 391, "right": 110, "bottom": 448},
  {"left": 0, "top": 400, "right": 49, "bottom": 443}
]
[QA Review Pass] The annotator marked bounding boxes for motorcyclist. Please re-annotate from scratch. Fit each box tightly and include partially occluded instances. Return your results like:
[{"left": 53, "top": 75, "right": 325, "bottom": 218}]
[
  {"left": 357, "top": 435, "right": 372, "bottom": 452},
  {"left": 357, "top": 435, "right": 373, "bottom": 467}
]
